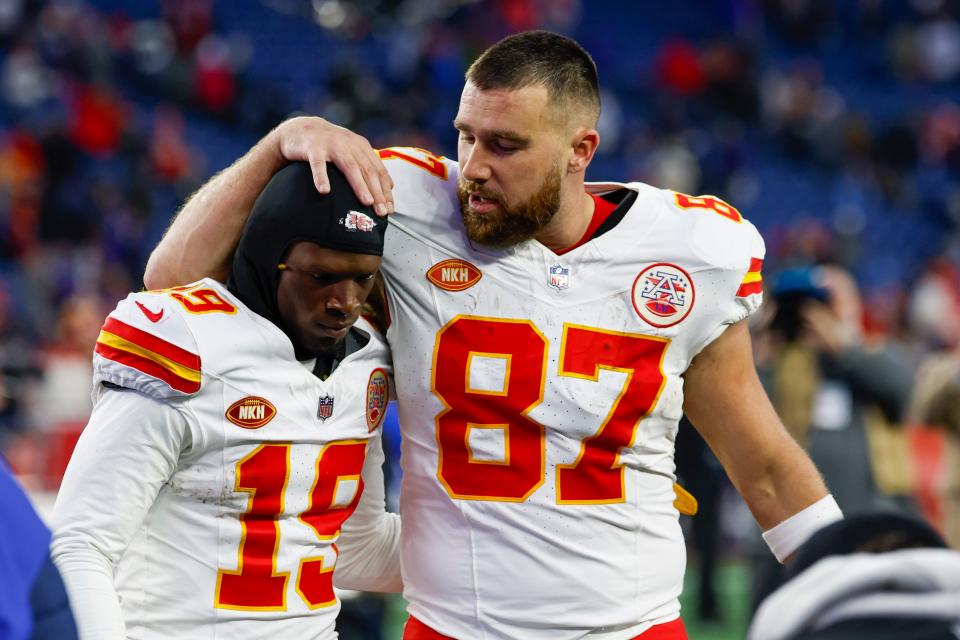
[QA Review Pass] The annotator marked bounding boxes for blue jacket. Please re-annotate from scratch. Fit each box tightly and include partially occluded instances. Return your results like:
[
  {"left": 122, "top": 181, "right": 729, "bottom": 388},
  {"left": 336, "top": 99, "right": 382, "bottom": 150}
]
[{"left": 0, "top": 460, "right": 76, "bottom": 640}]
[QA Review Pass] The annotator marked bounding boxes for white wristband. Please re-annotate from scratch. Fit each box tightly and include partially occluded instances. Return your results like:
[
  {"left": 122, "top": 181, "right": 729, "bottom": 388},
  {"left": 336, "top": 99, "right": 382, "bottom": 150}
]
[{"left": 762, "top": 495, "right": 843, "bottom": 563}]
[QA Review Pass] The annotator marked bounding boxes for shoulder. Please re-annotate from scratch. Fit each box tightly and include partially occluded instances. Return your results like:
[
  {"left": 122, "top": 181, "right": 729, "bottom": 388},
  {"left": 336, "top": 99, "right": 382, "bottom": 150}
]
[
  {"left": 93, "top": 279, "right": 241, "bottom": 400},
  {"left": 378, "top": 147, "right": 457, "bottom": 185},
  {"left": 354, "top": 316, "right": 391, "bottom": 363},
  {"left": 630, "top": 185, "right": 765, "bottom": 271},
  {"left": 378, "top": 147, "right": 459, "bottom": 225}
]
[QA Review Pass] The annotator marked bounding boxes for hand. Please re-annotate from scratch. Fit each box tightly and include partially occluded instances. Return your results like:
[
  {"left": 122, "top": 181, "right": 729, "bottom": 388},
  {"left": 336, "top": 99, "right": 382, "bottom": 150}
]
[
  {"left": 800, "top": 301, "right": 857, "bottom": 355},
  {"left": 273, "top": 117, "right": 394, "bottom": 216}
]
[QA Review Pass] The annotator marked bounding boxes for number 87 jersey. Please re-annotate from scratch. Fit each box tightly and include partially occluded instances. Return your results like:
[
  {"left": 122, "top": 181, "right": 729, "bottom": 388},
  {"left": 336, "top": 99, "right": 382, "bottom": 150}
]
[{"left": 378, "top": 148, "right": 766, "bottom": 639}]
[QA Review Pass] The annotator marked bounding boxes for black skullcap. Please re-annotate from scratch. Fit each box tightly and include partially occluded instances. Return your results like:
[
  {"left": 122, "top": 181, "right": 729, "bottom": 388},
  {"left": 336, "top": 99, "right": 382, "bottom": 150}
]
[
  {"left": 785, "top": 512, "right": 947, "bottom": 582},
  {"left": 228, "top": 161, "right": 386, "bottom": 332}
]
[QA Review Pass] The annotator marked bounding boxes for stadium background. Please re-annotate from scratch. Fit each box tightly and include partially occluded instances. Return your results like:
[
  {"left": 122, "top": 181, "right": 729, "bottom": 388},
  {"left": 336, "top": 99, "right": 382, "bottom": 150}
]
[{"left": 1, "top": 0, "right": 959, "bottom": 638}]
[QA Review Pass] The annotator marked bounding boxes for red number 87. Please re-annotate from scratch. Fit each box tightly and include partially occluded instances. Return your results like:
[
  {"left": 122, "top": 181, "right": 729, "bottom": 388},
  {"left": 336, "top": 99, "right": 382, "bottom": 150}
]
[{"left": 433, "top": 316, "right": 668, "bottom": 504}]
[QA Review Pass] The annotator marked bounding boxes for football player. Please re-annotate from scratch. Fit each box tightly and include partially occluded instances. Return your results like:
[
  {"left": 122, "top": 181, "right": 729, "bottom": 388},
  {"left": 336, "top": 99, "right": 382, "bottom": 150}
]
[
  {"left": 52, "top": 163, "right": 401, "bottom": 639},
  {"left": 144, "top": 31, "right": 841, "bottom": 640}
]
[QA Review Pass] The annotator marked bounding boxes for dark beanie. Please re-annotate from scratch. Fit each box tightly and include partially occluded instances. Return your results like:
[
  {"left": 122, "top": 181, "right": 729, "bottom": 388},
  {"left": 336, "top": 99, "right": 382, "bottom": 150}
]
[
  {"left": 786, "top": 511, "right": 947, "bottom": 582},
  {"left": 227, "top": 161, "right": 387, "bottom": 332}
]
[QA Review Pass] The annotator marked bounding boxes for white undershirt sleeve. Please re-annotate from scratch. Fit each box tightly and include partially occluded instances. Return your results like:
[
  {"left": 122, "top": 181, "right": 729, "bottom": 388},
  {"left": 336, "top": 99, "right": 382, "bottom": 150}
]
[
  {"left": 333, "top": 435, "right": 402, "bottom": 592},
  {"left": 50, "top": 386, "right": 191, "bottom": 640}
]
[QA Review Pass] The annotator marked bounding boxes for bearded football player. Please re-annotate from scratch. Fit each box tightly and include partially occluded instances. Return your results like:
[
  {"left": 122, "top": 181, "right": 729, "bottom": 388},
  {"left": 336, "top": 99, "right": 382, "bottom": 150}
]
[{"left": 144, "top": 31, "right": 841, "bottom": 640}]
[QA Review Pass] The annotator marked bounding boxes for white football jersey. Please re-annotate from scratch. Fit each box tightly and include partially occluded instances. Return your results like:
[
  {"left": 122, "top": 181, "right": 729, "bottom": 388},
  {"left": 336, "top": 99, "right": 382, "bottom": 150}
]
[
  {"left": 52, "top": 279, "right": 399, "bottom": 640},
  {"left": 377, "top": 148, "right": 765, "bottom": 639}
]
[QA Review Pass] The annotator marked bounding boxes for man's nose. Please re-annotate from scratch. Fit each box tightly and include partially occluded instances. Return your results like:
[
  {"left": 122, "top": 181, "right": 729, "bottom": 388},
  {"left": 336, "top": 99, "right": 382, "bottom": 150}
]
[
  {"left": 461, "top": 145, "right": 491, "bottom": 182},
  {"left": 325, "top": 282, "right": 362, "bottom": 319}
]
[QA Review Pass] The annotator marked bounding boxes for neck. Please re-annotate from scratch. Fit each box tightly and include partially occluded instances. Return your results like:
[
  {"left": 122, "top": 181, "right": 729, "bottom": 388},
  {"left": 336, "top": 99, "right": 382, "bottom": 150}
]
[{"left": 534, "top": 186, "right": 594, "bottom": 252}]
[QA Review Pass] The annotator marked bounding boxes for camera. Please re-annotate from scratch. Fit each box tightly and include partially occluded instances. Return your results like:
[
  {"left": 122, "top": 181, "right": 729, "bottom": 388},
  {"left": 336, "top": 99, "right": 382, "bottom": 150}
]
[{"left": 770, "top": 267, "right": 829, "bottom": 342}]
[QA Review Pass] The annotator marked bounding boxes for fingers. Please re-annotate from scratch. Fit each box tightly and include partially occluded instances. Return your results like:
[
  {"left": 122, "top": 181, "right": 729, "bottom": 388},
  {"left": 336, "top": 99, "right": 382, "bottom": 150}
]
[
  {"left": 369, "top": 147, "right": 395, "bottom": 215},
  {"left": 277, "top": 118, "right": 394, "bottom": 214},
  {"left": 337, "top": 155, "right": 376, "bottom": 209},
  {"left": 311, "top": 162, "right": 331, "bottom": 195},
  {"left": 340, "top": 146, "right": 392, "bottom": 216}
]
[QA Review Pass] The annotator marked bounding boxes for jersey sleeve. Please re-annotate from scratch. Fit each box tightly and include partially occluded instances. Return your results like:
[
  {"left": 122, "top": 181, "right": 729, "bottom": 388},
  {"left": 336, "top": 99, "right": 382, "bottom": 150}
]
[
  {"left": 679, "top": 193, "right": 767, "bottom": 355},
  {"left": 378, "top": 147, "right": 458, "bottom": 220},
  {"left": 378, "top": 146, "right": 456, "bottom": 185},
  {"left": 332, "top": 435, "right": 402, "bottom": 593},
  {"left": 93, "top": 290, "right": 201, "bottom": 399},
  {"left": 50, "top": 386, "right": 192, "bottom": 640}
]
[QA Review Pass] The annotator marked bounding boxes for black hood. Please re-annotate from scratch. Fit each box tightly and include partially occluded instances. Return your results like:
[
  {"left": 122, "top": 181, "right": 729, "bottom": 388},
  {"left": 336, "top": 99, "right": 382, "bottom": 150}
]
[{"left": 227, "top": 161, "right": 386, "bottom": 340}]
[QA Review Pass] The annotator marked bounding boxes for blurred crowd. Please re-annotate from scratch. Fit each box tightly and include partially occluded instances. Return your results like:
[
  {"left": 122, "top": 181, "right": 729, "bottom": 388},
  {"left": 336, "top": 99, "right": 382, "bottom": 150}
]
[
  {"left": 0, "top": 0, "right": 958, "bottom": 552},
  {"left": 0, "top": 1, "right": 959, "bottom": 638}
]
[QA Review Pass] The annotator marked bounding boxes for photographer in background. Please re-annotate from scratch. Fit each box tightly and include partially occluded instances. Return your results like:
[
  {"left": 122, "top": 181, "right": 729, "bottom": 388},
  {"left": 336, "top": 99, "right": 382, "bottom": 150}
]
[{"left": 751, "top": 264, "right": 916, "bottom": 607}]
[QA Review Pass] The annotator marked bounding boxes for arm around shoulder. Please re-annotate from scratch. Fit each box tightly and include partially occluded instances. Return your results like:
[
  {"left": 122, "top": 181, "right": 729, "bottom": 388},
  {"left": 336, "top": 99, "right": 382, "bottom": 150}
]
[
  {"left": 143, "top": 125, "right": 288, "bottom": 289},
  {"left": 143, "top": 117, "right": 394, "bottom": 290}
]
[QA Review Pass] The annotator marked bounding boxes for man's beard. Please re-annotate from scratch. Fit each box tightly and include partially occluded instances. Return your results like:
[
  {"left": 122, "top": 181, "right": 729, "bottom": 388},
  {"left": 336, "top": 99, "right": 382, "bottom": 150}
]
[{"left": 457, "top": 165, "right": 562, "bottom": 247}]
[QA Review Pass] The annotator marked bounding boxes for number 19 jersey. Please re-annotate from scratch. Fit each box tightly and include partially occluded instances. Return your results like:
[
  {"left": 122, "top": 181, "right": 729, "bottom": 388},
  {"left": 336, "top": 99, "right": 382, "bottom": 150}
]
[{"left": 378, "top": 148, "right": 765, "bottom": 639}]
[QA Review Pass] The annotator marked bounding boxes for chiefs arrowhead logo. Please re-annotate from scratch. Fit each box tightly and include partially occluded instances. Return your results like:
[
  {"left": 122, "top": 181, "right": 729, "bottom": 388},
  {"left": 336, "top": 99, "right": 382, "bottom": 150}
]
[
  {"left": 426, "top": 259, "right": 482, "bottom": 292},
  {"left": 366, "top": 368, "right": 389, "bottom": 432},
  {"left": 226, "top": 396, "right": 277, "bottom": 429}
]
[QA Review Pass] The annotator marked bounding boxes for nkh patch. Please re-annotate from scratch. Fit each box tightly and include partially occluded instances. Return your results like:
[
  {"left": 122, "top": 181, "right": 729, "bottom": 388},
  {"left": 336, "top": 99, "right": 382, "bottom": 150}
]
[
  {"left": 317, "top": 394, "right": 335, "bottom": 421},
  {"left": 426, "top": 258, "right": 482, "bottom": 292},
  {"left": 225, "top": 396, "right": 276, "bottom": 429},
  {"left": 342, "top": 210, "right": 377, "bottom": 232},
  {"left": 631, "top": 262, "right": 696, "bottom": 328},
  {"left": 366, "top": 368, "right": 389, "bottom": 432},
  {"left": 548, "top": 264, "right": 569, "bottom": 291}
]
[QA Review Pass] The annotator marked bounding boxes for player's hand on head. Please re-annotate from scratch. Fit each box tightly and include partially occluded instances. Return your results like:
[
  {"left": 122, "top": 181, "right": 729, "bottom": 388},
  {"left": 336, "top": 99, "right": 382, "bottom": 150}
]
[{"left": 275, "top": 116, "right": 395, "bottom": 217}]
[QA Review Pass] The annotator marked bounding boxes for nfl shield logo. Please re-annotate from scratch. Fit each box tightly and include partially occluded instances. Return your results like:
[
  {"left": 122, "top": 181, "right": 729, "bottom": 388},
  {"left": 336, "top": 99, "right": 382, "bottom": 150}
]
[
  {"left": 317, "top": 394, "right": 335, "bottom": 421},
  {"left": 548, "top": 264, "right": 569, "bottom": 291}
]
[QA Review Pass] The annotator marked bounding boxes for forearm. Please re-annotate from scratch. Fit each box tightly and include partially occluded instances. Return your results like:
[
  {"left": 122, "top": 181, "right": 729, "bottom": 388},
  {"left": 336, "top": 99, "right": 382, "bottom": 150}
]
[
  {"left": 144, "top": 115, "right": 394, "bottom": 290},
  {"left": 684, "top": 321, "right": 830, "bottom": 530},
  {"left": 333, "top": 437, "right": 402, "bottom": 592},
  {"left": 334, "top": 511, "right": 402, "bottom": 592},
  {"left": 50, "top": 544, "right": 126, "bottom": 640},
  {"left": 726, "top": 426, "right": 829, "bottom": 530},
  {"left": 51, "top": 390, "right": 187, "bottom": 636},
  {"left": 143, "top": 126, "right": 287, "bottom": 289}
]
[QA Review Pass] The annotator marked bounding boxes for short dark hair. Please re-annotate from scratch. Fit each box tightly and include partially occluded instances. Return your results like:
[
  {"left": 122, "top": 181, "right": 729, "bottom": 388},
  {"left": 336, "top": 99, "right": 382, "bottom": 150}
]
[{"left": 466, "top": 30, "right": 600, "bottom": 126}]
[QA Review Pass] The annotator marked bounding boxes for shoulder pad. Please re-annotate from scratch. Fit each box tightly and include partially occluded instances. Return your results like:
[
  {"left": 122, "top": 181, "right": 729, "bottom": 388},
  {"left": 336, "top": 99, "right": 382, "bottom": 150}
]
[{"left": 93, "top": 288, "right": 202, "bottom": 399}]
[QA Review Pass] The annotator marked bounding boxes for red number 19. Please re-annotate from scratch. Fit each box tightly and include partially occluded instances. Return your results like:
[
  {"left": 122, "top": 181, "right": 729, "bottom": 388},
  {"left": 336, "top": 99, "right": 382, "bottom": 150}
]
[{"left": 215, "top": 441, "right": 366, "bottom": 610}]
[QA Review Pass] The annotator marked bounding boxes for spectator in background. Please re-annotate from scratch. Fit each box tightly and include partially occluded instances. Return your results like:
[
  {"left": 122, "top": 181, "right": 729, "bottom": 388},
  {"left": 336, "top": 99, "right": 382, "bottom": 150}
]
[
  {"left": 0, "top": 459, "right": 77, "bottom": 640},
  {"left": 0, "top": 283, "right": 39, "bottom": 450},
  {"left": 764, "top": 264, "right": 915, "bottom": 514},
  {"left": 912, "top": 354, "right": 960, "bottom": 549},
  {"left": 751, "top": 264, "right": 916, "bottom": 608},
  {"left": 748, "top": 512, "right": 960, "bottom": 640},
  {"left": 29, "top": 295, "right": 103, "bottom": 432},
  {"left": 909, "top": 259, "right": 960, "bottom": 549}
]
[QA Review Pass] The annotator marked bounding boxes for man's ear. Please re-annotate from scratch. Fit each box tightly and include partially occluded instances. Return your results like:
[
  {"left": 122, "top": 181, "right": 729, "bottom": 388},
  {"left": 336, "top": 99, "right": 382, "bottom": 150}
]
[{"left": 568, "top": 126, "right": 599, "bottom": 175}]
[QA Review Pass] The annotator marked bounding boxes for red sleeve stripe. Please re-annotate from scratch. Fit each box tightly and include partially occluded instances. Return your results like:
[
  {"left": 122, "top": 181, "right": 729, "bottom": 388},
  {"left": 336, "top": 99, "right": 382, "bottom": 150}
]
[
  {"left": 736, "top": 257, "right": 764, "bottom": 297},
  {"left": 736, "top": 280, "right": 763, "bottom": 297},
  {"left": 94, "top": 342, "right": 201, "bottom": 394},
  {"left": 102, "top": 317, "right": 200, "bottom": 370}
]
